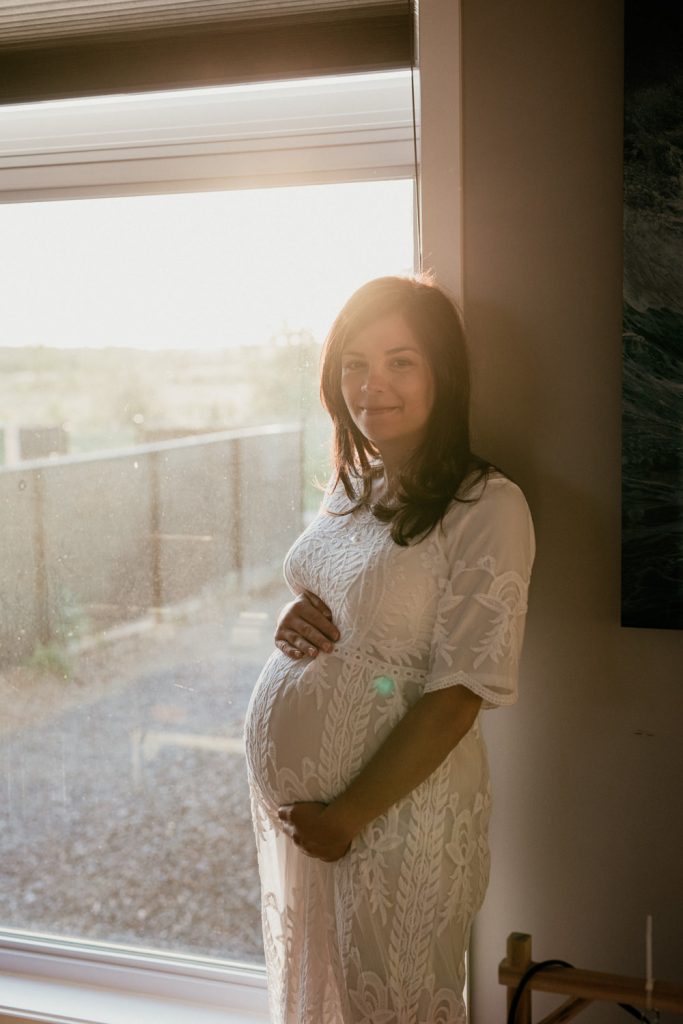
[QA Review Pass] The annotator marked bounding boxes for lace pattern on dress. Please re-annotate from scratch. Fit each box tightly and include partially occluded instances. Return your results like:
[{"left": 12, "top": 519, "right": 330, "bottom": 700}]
[{"left": 244, "top": 474, "right": 535, "bottom": 1023}]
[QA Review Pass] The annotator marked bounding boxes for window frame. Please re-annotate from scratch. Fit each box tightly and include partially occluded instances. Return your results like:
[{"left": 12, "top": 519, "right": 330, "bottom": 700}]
[
  {"left": 0, "top": 69, "right": 418, "bottom": 1024},
  {"left": 0, "top": 932, "right": 269, "bottom": 1023},
  {"left": 0, "top": 70, "right": 418, "bottom": 202}
]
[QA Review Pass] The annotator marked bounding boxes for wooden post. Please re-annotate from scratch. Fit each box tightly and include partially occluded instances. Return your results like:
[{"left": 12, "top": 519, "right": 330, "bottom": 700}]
[
  {"left": 32, "top": 468, "right": 50, "bottom": 646},
  {"left": 507, "top": 932, "right": 533, "bottom": 1024},
  {"left": 149, "top": 449, "right": 163, "bottom": 621},
  {"left": 500, "top": 930, "right": 683, "bottom": 1016},
  {"left": 232, "top": 437, "right": 243, "bottom": 592}
]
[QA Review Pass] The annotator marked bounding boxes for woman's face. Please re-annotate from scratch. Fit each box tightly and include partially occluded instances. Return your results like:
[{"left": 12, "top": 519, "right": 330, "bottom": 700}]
[{"left": 340, "top": 311, "right": 435, "bottom": 460}]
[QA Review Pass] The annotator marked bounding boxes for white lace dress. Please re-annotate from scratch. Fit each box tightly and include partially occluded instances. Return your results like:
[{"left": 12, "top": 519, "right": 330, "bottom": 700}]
[{"left": 244, "top": 473, "right": 535, "bottom": 1024}]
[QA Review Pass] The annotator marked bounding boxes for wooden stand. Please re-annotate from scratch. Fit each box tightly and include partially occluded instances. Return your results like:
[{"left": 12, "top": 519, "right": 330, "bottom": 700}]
[{"left": 500, "top": 932, "right": 683, "bottom": 1023}]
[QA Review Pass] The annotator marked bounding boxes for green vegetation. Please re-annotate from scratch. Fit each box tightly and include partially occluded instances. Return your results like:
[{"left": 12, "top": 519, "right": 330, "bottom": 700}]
[
  {"left": 25, "top": 640, "right": 72, "bottom": 681},
  {"left": 22, "top": 586, "right": 93, "bottom": 681},
  {"left": 0, "top": 332, "right": 333, "bottom": 511},
  {"left": 0, "top": 331, "right": 323, "bottom": 452}
]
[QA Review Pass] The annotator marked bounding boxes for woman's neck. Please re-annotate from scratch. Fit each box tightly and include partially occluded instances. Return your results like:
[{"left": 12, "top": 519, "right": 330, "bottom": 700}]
[{"left": 369, "top": 463, "right": 401, "bottom": 505}]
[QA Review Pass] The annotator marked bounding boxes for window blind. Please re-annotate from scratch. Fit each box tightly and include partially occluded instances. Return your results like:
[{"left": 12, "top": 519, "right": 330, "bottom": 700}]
[{"left": 0, "top": 0, "right": 416, "bottom": 105}]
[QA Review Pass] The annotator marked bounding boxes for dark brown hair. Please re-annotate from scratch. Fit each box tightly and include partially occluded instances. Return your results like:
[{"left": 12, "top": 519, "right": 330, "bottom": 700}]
[{"left": 320, "top": 274, "right": 491, "bottom": 545}]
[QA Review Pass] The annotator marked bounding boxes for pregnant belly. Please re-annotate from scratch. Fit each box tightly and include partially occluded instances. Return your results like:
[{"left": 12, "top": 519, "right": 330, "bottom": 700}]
[{"left": 244, "top": 645, "right": 425, "bottom": 812}]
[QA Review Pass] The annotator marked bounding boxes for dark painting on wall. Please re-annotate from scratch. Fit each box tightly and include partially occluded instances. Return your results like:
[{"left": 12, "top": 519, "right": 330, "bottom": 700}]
[{"left": 621, "top": 1, "right": 683, "bottom": 629}]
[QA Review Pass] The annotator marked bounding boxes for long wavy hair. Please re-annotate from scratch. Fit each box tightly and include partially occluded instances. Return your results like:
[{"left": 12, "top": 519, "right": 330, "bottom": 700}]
[{"left": 320, "top": 274, "right": 491, "bottom": 545}]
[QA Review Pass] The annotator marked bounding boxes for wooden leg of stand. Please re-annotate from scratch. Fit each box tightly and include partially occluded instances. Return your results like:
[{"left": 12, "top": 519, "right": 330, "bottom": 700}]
[{"left": 507, "top": 932, "right": 533, "bottom": 1024}]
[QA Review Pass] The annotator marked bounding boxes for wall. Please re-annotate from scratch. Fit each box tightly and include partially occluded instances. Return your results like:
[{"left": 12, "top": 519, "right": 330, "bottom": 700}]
[{"left": 423, "top": 1, "right": 683, "bottom": 1021}]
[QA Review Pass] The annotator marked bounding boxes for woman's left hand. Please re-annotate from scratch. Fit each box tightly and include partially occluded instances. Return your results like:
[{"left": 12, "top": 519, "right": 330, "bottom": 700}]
[{"left": 277, "top": 801, "right": 353, "bottom": 862}]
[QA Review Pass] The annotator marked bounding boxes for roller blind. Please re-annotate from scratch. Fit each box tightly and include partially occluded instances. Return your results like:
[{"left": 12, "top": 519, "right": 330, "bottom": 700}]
[{"left": 0, "top": 0, "right": 416, "bottom": 105}]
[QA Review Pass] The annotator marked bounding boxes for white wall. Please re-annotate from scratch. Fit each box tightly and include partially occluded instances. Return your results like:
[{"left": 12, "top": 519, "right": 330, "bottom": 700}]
[{"left": 422, "top": 1, "right": 683, "bottom": 1021}]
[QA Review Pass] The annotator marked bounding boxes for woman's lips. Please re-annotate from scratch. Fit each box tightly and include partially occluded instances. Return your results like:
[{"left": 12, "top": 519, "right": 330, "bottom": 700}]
[{"left": 360, "top": 406, "right": 399, "bottom": 415}]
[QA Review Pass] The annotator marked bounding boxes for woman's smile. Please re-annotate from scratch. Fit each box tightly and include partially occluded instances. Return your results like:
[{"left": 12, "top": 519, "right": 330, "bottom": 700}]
[{"left": 359, "top": 404, "right": 400, "bottom": 415}]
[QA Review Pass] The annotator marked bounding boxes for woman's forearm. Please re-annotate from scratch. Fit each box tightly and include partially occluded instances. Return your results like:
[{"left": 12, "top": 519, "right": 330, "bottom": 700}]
[{"left": 324, "top": 685, "right": 482, "bottom": 840}]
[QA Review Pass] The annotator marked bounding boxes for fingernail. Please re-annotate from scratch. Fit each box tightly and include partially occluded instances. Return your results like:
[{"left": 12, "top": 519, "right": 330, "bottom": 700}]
[
  {"left": 308, "top": 647, "right": 317, "bottom": 657},
  {"left": 323, "top": 642, "right": 333, "bottom": 653}
]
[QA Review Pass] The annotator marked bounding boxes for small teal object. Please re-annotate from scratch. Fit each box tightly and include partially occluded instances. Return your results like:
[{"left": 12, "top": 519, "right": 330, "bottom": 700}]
[{"left": 373, "top": 675, "right": 395, "bottom": 696}]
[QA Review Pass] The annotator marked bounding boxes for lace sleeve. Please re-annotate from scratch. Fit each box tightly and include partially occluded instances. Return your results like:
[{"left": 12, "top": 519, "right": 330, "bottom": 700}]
[{"left": 423, "top": 477, "right": 536, "bottom": 710}]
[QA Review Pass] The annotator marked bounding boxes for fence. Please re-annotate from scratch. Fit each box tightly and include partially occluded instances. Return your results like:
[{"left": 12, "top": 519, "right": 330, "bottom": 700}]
[{"left": 0, "top": 424, "right": 303, "bottom": 665}]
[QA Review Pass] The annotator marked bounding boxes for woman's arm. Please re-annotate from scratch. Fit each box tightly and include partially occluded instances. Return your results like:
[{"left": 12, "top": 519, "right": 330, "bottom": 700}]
[
  {"left": 279, "top": 481, "right": 534, "bottom": 860},
  {"left": 277, "top": 683, "right": 482, "bottom": 861}
]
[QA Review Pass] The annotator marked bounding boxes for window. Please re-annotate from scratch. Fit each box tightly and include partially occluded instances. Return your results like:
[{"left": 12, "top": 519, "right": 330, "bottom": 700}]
[{"left": 0, "top": 70, "right": 417, "bottom": 1022}]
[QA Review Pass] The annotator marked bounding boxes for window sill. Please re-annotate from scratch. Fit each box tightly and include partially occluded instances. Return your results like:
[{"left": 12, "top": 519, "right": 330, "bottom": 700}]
[{"left": 0, "top": 935, "right": 270, "bottom": 1024}]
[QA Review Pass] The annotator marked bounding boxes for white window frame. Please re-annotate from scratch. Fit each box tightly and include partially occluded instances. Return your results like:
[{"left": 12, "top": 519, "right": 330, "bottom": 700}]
[
  {"left": 0, "top": 70, "right": 418, "bottom": 201},
  {"left": 0, "top": 933, "right": 269, "bottom": 1024},
  {"left": 0, "top": 69, "right": 418, "bottom": 1024}
]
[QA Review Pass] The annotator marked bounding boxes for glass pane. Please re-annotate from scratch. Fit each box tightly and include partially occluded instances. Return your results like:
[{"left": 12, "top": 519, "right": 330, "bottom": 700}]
[{"left": 0, "top": 179, "right": 414, "bottom": 963}]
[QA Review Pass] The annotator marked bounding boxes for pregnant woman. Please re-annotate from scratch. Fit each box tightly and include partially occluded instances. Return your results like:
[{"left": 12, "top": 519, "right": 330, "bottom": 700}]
[{"left": 244, "top": 275, "right": 535, "bottom": 1024}]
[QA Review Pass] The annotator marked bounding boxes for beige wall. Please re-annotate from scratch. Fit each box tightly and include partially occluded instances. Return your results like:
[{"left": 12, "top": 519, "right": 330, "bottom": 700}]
[{"left": 423, "top": 1, "right": 683, "bottom": 1021}]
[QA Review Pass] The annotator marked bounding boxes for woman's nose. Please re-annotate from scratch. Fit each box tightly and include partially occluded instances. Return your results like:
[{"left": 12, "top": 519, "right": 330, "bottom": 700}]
[{"left": 360, "top": 366, "right": 387, "bottom": 392}]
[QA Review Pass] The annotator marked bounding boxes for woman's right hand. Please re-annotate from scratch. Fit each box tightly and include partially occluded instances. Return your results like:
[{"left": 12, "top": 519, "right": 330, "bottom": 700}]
[{"left": 274, "top": 590, "right": 340, "bottom": 659}]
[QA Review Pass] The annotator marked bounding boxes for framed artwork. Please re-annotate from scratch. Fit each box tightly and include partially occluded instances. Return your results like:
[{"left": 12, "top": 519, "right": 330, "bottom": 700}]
[{"left": 621, "top": 0, "right": 683, "bottom": 629}]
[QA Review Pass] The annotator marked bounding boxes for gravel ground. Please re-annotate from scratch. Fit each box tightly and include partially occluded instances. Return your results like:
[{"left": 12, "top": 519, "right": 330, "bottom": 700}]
[{"left": 0, "top": 581, "right": 289, "bottom": 964}]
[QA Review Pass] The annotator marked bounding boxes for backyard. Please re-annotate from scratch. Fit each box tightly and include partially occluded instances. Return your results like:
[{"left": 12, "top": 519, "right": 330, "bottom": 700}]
[
  {"left": 0, "top": 576, "right": 292, "bottom": 965},
  {"left": 0, "top": 343, "right": 322, "bottom": 965}
]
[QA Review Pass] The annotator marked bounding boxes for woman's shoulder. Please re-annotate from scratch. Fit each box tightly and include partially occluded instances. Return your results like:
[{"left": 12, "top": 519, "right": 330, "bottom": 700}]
[
  {"left": 465, "top": 470, "right": 529, "bottom": 510},
  {"left": 450, "top": 466, "right": 526, "bottom": 505},
  {"left": 441, "top": 469, "right": 534, "bottom": 547},
  {"left": 320, "top": 471, "right": 356, "bottom": 513},
  {"left": 321, "top": 465, "right": 379, "bottom": 512}
]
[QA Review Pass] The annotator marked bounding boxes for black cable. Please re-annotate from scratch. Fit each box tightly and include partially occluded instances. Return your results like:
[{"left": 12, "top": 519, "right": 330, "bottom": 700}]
[
  {"left": 506, "top": 958, "right": 656, "bottom": 1024},
  {"left": 617, "top": 1004, "right": 657, "bottom": 1022},
  {"left": 506, "top": 958, "right": 572, "bottom": 1024}
]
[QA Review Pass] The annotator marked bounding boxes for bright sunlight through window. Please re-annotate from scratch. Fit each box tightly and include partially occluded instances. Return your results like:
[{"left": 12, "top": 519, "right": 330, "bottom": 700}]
[{"left": 0, "top": 178, "right": 414, "bottom": 965}]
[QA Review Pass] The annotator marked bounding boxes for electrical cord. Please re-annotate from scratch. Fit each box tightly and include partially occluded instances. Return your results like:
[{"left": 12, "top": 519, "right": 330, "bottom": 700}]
[
  {"left": 506, "top": 958, "right": 659, "bottom": 1024},
  {"left": 506, "top": 958, "right": 572, "bottom": 1024}
]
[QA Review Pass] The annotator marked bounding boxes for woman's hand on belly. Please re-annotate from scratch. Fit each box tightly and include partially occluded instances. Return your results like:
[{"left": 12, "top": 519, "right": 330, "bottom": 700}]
[
  {"left": 277, "top": 801, "right": 353, "bottom": 862},
  {"left": 274, "top": 590, "right": 340, "bottom": 660}
]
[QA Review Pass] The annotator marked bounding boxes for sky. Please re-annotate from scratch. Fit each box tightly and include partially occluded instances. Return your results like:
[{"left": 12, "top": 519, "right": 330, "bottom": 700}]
[{"left": 0, "top": 178, "right": 415, "bottom": 350}]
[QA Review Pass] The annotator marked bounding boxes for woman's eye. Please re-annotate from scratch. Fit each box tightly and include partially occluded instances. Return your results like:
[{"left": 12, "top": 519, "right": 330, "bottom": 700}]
[
  {"left": 342, "top": 361, "right": 364, "bottom": 372},
  {"left": 390, "top": 358, "right": 413, "bottom": 369}
]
